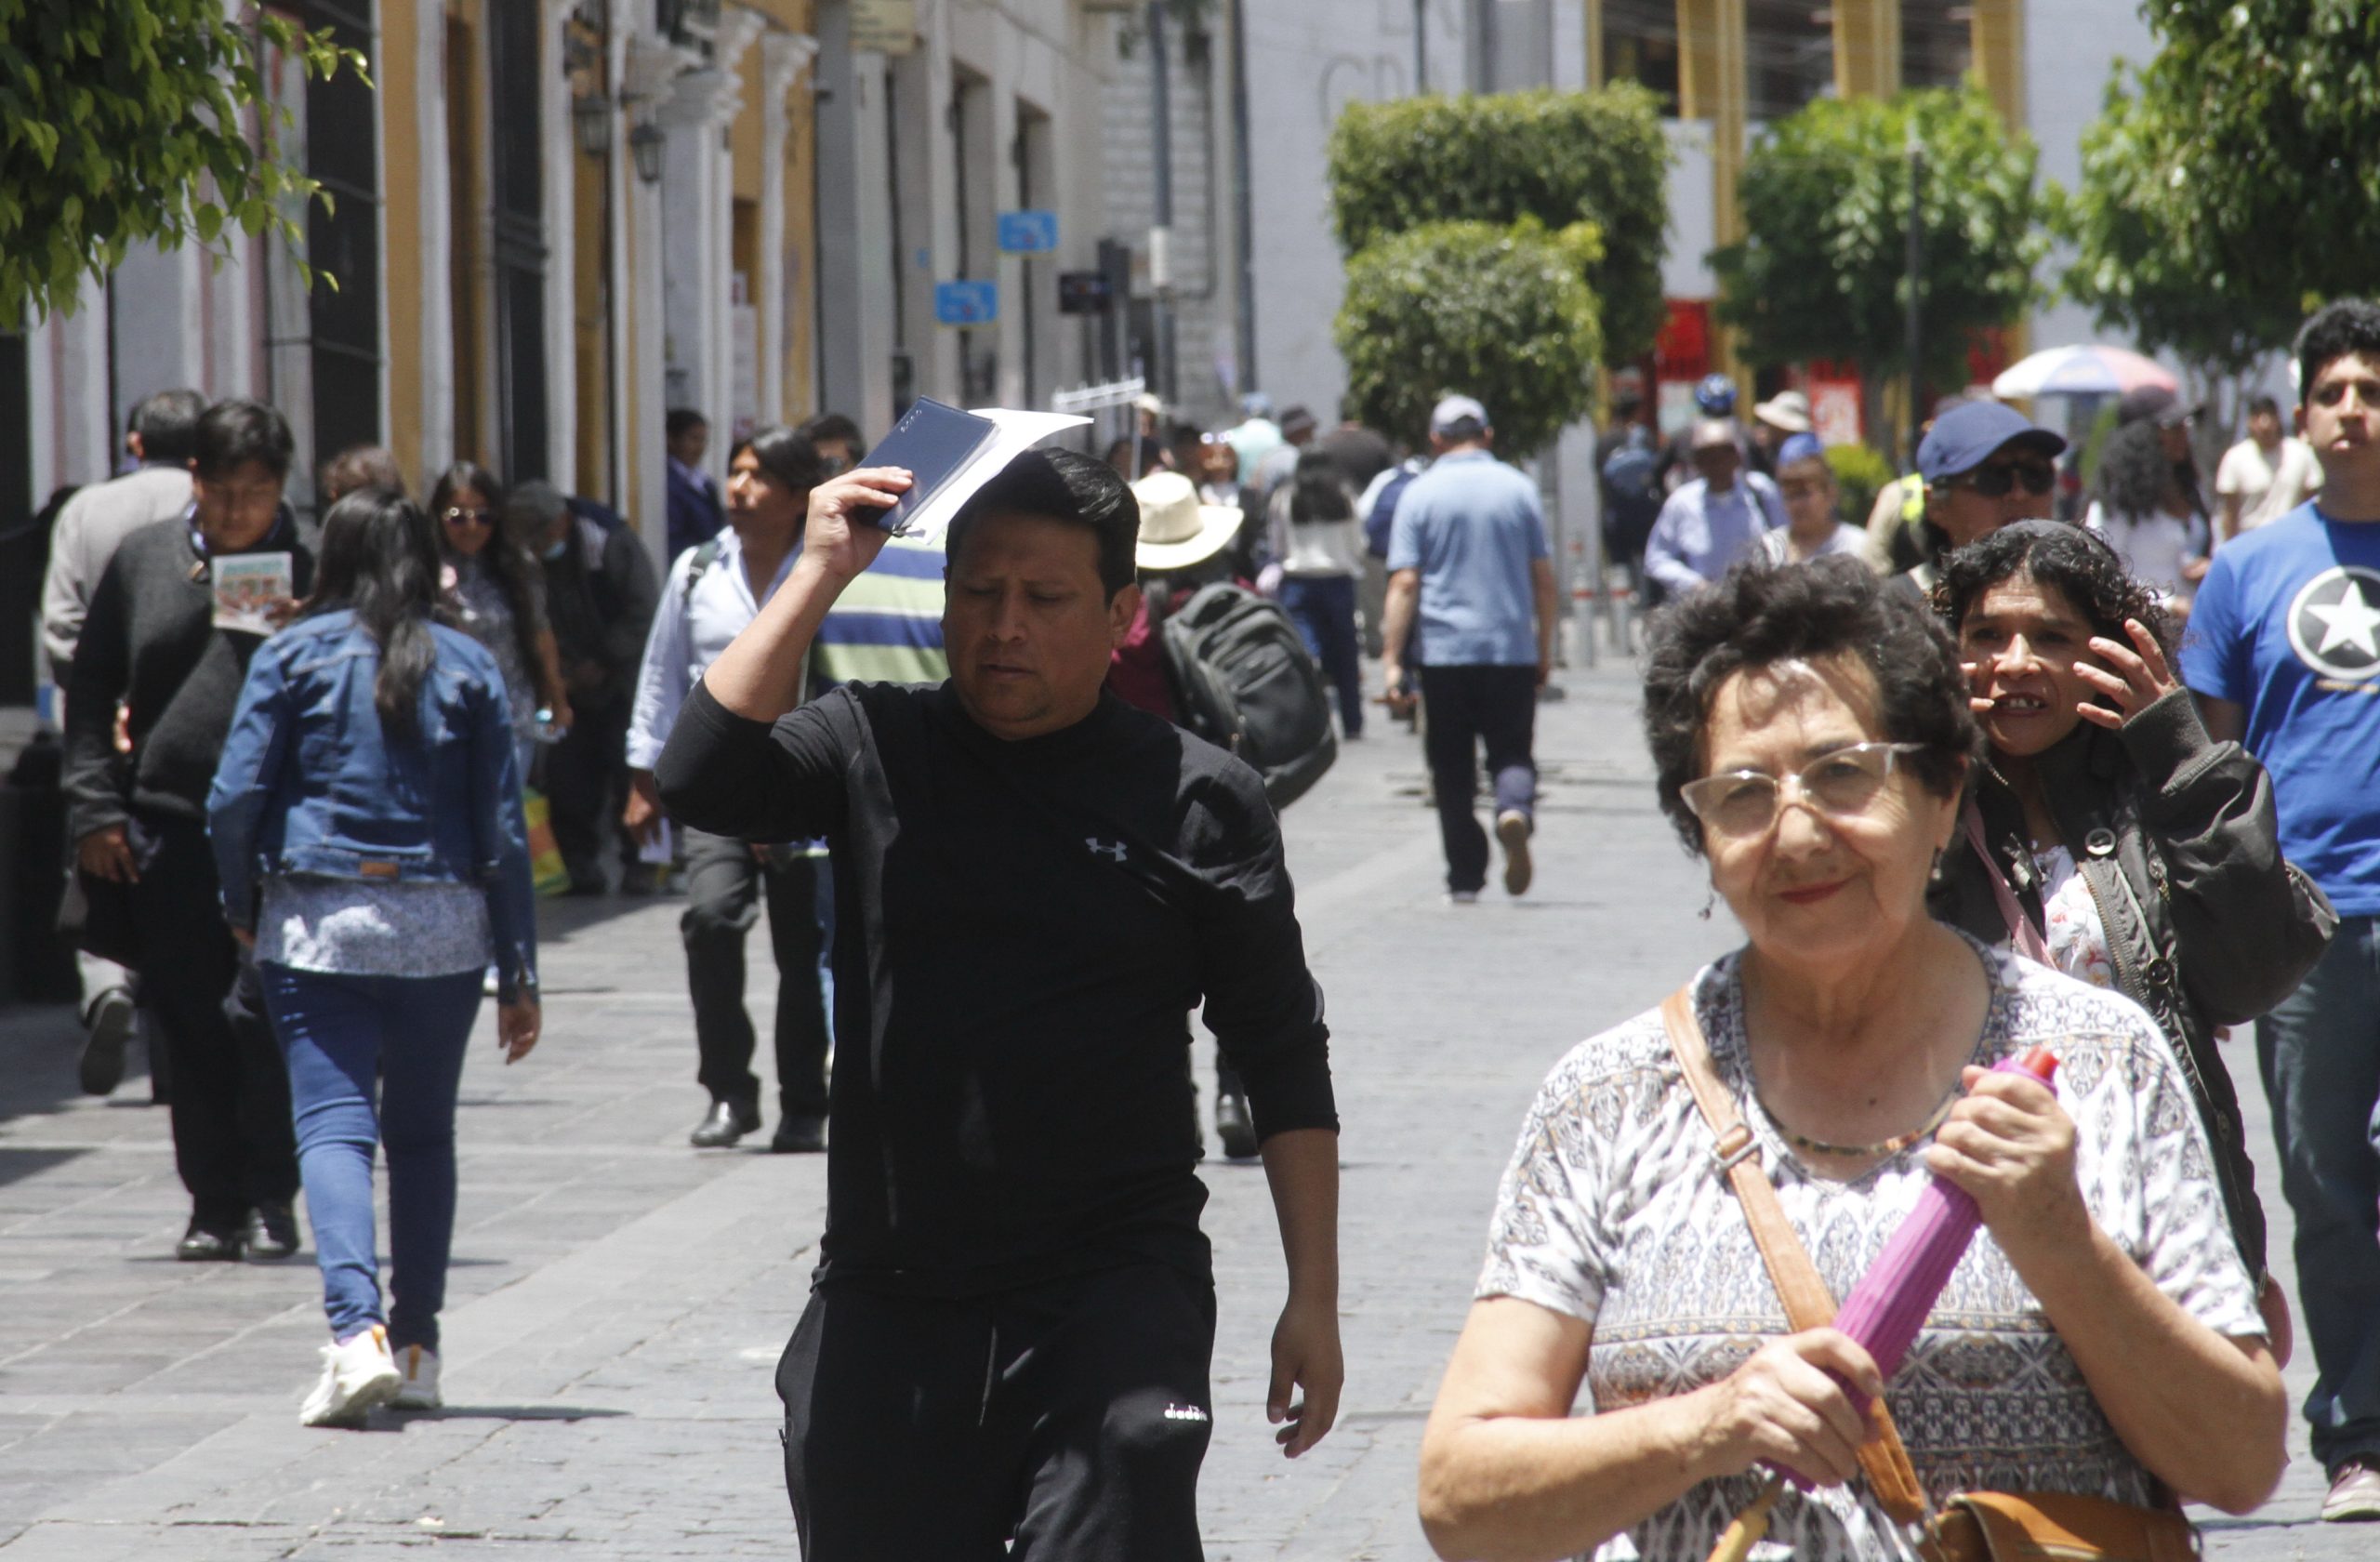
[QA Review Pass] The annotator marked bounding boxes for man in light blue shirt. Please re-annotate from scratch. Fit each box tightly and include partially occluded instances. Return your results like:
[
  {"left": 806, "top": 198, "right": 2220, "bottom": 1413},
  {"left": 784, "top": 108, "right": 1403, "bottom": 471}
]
[
  {"left": 627, "top": 427, "right": 831, "bottom": 1155},
  {"left": 1642, "top": 417, "right": 1786, "bottom": 602},
  {"left": 1382, "top": 395, "right": 1557, "bottom": 903}
]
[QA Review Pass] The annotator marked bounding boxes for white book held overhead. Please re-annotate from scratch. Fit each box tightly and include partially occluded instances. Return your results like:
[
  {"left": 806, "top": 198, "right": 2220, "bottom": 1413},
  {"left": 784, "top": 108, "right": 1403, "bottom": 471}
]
[{"left": 865, "top": 400, "right": 1091, "bottom": 540}]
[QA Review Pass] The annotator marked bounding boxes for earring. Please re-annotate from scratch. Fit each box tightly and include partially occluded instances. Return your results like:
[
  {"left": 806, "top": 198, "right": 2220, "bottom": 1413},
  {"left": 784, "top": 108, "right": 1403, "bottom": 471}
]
[
  {"left": 1929, "top": 844, "right": 1946, "bottom": 881},
  {"left": 1698, "top": 889, "right": 1715, "bottom": 921}
]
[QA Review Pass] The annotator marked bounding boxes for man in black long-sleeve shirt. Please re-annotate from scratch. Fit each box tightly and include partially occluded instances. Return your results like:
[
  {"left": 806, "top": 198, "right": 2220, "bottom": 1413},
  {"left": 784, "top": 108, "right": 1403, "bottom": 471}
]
[
  {"left": 66, "top": 400, "right": 311, "bottom": 1263},
  {"left": 656, "top": 447, "right": 1341, "bottom": 1559}
]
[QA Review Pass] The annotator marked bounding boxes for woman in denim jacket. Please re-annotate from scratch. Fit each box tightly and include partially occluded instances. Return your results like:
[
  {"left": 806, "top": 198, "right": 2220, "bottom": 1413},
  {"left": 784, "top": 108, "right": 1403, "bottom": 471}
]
[{"left": 209, "top": 488, "right": 541, "bottom": 1427}]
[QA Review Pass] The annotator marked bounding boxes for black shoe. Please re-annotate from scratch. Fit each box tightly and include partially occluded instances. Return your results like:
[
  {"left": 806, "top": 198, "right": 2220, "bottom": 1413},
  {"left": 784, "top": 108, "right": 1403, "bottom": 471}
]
[
  {"left": 690, "top": 1098, "right": 761, "bottom": 1148},
  {"left": 619, "top": 864, "right": 666, "bottom": 896},
  {"left": 770, "top": 1114, "right": 828, "bottom": 1154},
  {"left": 80, "top": 987, "right": 135, "bottom": 1096},
  {"left": 177, "top": 1220, "right": 244, "bottom": 1262},
  {"left": 245, "top": 1200, "right": 301, "bottom": 1260},
  {"left": 1214, "top": 1091, "right": 1260, "bottom": 1161}
]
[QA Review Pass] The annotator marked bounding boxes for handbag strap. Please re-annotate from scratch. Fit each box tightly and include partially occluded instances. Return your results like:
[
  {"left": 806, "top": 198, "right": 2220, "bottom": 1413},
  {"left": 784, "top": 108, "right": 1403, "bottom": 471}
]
[
  {"left": 1659, "top": 988, "right": 1930, "bottom": 1526},
  {"left": 1962, "top": 801, "right": 2054, "bottom": 966}
]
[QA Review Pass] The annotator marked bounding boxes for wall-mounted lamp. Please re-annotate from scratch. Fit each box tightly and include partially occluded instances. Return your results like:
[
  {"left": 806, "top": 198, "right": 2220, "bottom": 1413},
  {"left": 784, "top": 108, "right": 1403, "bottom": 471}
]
[
  {"left": 629, "top": 121, "right": 666, "bottom": 185},
  {"left": 572, "top": 92, "right": 613, "bottom": 157}
]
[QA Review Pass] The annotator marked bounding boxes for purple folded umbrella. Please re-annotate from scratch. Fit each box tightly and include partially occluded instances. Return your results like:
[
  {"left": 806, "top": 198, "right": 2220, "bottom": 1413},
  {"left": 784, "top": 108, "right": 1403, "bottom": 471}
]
[{"left": 1831, "top": 1046, "right": 2062, "bottom": 1393}]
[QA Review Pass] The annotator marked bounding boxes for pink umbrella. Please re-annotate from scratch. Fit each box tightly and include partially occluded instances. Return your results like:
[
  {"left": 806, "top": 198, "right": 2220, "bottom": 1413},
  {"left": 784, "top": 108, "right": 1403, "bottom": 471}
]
[{"left": 1992, "top": 345, "right": 2178, "bottom": 399}]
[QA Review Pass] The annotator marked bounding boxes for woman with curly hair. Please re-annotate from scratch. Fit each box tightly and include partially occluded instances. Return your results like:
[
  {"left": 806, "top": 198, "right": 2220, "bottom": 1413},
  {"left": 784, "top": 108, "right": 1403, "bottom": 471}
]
[
  {"left": 1421, "top": 556, "right": 2285, "bottom": 1560},
  {"left": 2085, "top": 419, "right": 2210, "bottom": 615},
  {"left": 1933, "top": 520, "right": 2334, "bottom": 1346},
  {"left": 429, "top": 461, "right": 569, "bottom": 772}
]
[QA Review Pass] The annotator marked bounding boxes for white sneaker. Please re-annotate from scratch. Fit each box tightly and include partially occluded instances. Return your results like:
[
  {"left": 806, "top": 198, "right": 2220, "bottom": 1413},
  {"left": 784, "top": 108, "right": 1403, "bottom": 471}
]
[
  {"left": 392, "top": 1343, "right": 442, "bottom": 1410},
  {"left": 1496, "top": 809, "right": 1534, "bottom": 896},
  {"left": 300, "top": 1324, "right": 402, "bottom": 1427}
]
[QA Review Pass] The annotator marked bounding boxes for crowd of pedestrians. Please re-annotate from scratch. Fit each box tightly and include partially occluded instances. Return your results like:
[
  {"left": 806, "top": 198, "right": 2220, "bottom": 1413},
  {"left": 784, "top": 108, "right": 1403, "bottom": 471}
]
[{"left": 23, "top": 293, "right": 2380, "bottom": 1555}]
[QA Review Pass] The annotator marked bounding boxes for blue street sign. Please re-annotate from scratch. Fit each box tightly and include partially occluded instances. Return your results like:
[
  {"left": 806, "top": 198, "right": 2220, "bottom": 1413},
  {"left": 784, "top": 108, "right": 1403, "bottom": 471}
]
[
  {"left": 933, "top": 280, "right": 999, "bottom": 326},
  {"left": 996, "top": 209, "right": 1059, "bottom": 255}
]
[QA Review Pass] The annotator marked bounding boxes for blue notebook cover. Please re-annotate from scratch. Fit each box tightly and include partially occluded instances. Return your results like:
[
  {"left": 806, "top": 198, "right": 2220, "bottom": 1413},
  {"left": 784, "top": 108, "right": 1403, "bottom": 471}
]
[{"left": 865, "top": 397, "right": 999, "bottom": 534}]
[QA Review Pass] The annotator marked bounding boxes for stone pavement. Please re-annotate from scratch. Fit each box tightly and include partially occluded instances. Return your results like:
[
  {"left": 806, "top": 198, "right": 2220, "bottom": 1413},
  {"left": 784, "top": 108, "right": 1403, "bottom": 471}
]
[{"left": 0, "top": 660, "right": 2361, "bottom": 1559}]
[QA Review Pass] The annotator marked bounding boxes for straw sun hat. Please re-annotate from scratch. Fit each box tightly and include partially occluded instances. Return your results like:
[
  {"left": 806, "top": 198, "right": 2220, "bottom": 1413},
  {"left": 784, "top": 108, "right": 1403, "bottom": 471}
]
[{"left": 1128, "top": 470, "right": 1244, "bottom": 572}]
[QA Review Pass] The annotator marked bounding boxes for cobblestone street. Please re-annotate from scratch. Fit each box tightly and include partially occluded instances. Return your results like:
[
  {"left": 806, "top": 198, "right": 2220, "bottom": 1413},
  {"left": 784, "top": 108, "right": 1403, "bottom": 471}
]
[{"left": 0, "top": 660, "right": 2360, "bottom": 1559}]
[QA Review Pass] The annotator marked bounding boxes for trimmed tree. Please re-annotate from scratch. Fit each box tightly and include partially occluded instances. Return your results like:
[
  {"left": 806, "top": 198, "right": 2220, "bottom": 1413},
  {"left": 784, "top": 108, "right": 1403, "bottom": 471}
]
[
  {"left": 0, "top": 1, "right": 365, "bottom": 323},
  {"left": 1328, "top": 86, "right": 1670, "bottom": 365},
  {"left": 1712, "top": 87, "right": 2043, "bottom": 440},
  {"left": 1334, "top": 218, "right": 1604, "bottom": 455}
]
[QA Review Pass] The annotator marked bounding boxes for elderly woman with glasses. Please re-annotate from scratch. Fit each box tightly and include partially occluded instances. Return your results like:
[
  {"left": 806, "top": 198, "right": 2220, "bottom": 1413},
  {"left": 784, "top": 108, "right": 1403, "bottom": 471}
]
[{"left": 1419, "top": 557, "right": 2284, "bottom": 1561}]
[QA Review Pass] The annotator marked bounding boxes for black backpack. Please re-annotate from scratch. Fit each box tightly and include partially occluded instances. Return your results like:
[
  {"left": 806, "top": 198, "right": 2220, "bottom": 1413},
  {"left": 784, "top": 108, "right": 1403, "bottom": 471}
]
[
  {"left": 1159, "top": 582, "right": 1338, "bottom": 809},
  {"left": 1599, "top": 424, "right": 1663, "bottom": 560}
]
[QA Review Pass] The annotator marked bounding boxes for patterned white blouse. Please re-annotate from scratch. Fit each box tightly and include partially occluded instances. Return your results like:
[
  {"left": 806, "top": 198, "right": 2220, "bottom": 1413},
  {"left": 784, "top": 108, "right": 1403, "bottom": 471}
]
[{"left": 1475, "top": 933, "right": 2261, "bottom": 1562}]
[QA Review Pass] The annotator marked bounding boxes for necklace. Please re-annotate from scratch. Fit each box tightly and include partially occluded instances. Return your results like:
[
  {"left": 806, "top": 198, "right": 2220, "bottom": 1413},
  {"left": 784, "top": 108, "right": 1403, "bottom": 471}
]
[{"left": 1755, "top": 1075, "right": 1964, "bottom": 1160}]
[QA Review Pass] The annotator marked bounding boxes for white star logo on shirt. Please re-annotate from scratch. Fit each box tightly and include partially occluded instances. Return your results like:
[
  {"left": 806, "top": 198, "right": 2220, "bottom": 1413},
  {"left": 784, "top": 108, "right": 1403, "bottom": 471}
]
[{"left": 2286, "top": 565, "right": 2380, "bottom": 681}]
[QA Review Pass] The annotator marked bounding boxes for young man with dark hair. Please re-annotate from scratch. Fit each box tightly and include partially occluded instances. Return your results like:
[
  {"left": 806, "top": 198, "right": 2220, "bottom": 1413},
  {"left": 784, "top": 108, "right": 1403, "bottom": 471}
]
[
  {"left": 655, "top": 446, "right": 1342, "bottom": 1558},
  {"left": 797, "top": 412, "right": 867, "bottom": 476},
  {"left": 2218, "top": 391, "right": 2325, "bottom": 542},
  {"left": 64, "top": 398, "right": 309, "bottom": 1260},
  {"left": 2182, "top": 298, "right": 2380, "bottom": 1523},
  {"left": 665, "top": 407, "right": 725, "bottom": 562},
  {"left": 40, "top": 386, "right": 207, "bottom": 1094}
]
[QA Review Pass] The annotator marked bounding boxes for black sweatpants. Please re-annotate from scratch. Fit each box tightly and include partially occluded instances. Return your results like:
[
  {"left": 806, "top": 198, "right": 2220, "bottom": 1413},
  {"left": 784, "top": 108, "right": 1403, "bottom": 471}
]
[
  {"left": 778, "top": 1263, "right": 1216, "bottom": 1561},
  {"left": 680, "top": 827, "right": 829, "bottom": 1118},
  {"left": 131, "top": 814, "right": 298, "bottom": 1230},
  {"left": 1417, "top": 664, "right": 1540, "bottom": 894}
]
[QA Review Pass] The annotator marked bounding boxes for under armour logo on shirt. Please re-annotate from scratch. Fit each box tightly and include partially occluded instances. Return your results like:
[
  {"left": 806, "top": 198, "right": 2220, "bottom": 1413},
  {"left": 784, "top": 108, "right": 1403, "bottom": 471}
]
[{"left": 1087, "top": 839, "right": 1129, "bottom": 864}]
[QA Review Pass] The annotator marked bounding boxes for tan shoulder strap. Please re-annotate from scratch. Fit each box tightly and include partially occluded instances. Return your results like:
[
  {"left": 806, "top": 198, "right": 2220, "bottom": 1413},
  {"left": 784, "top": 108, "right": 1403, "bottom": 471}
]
[{"left": 1659, "top": 988, "right": 1928, "bottom": 1526}]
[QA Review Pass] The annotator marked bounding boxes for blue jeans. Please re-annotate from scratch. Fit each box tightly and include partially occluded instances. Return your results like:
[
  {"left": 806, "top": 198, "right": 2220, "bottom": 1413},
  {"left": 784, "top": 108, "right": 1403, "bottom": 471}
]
[
  {"left": 1279, "top": 575, "right": 1364, "bottom": 737},
  {"left": 260, "top": 965, "right": 483, "bottom": 1350},
  {"left": 2257, "top": 913, "right": 2380, "bottom": 1472}
]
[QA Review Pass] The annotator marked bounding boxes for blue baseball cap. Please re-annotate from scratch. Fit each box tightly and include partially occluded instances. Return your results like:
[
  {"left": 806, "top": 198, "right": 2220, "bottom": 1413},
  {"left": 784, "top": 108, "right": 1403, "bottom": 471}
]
[
  {"left": 1694, "top": 374, "right": 1738, "bottom": 416},
  {"left": 1915, "top": 402, "right": 2066, "bottom": 483},
  {"left": 1777, "top": 432, "right": 1826, "bottom": 468}
]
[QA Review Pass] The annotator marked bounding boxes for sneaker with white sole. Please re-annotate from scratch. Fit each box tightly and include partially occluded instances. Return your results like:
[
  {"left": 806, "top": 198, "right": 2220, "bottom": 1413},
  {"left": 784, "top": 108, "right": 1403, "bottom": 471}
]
[
  {"left": 392, "top": 1344, "right": 442, "bottom": 1410},
  {"left": 300, "top": 1324, "right": 401, "bottom": 1427},
  {"left": 1496, "top": 809, "right": 1534, "bottom": 896}
]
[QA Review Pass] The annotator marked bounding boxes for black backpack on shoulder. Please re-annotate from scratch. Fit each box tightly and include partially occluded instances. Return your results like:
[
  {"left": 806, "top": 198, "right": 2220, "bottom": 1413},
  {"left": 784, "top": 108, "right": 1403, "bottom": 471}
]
[{"left": 1158, "top": 582, "right": 1338, "bottom": 809}]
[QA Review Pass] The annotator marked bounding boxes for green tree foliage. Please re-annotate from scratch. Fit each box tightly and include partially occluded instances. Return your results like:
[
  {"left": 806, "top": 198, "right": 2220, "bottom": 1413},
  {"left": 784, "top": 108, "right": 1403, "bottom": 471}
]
[
  {"left": 1823, "top": 441, "right": 1896, "bottom": 528},
  {"left": 0, "top": 1, "right": 366, "bottom": 323},
  {"left": 1712, "top": 87, "right": 2043, "bottom": 393},
  {"left": 1327, "top": 86, "right": 1670, "bottom": 364},
  {"left": 2059, "top": 3, "right": 2380, "bottom": 377},
  {"left": 1334, "top": 218, "right": 1604, "bottom": 455}
]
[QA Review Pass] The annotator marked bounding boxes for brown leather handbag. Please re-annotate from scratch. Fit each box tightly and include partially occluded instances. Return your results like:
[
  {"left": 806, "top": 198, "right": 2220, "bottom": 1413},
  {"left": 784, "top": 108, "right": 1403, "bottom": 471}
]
[{"left": 1659, "top": 990, "right": 2202, "bottom": 1562}]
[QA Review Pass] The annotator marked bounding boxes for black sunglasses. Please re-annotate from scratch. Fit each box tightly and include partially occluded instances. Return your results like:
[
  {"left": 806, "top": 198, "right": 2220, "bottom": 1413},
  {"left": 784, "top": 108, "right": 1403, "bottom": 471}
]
[
  {"left": 441, "top": 506, "right": 495, "bottom": 527},
  {"left": 1950, "top": 460, "right": 2056, "bottom": 498}
]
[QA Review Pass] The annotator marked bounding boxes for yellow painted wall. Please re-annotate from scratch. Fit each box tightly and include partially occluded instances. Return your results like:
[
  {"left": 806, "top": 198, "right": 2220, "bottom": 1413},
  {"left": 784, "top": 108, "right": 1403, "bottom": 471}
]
[
  {"left": 380, "top": 0, "right": 423, "bottom": 483},
  {"left": 783, "top": 21, "right": 817, "bottom": 422}
]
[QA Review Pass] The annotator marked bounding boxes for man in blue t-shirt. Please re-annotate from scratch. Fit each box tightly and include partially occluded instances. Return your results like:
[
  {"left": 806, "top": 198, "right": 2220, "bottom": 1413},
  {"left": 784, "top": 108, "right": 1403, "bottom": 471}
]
[
  {"left": 2180, "top": 298, "right": 2380, "bottom": 1524},
  {"left": 1381, "top": 395, "right": 1557, "bottom": 903}
]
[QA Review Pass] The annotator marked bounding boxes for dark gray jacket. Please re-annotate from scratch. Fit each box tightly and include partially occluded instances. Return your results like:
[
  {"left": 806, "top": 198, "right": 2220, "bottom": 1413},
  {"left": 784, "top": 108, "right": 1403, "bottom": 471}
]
[{"left": 1931, "top": 687, "right": 2336, "bottom": 1278}]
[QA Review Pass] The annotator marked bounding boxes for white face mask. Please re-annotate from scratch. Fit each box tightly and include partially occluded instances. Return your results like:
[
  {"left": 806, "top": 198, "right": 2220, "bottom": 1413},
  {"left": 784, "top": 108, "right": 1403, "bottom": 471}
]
[{"left": 542, "top": 535, "right": 568, "bottom": 562}]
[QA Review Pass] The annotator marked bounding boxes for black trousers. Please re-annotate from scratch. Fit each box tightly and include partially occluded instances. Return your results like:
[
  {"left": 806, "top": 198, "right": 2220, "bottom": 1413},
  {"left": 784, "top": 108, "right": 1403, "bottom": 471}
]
[
  {"left": 779, "top": 1264, "right": 1216, "bottom": 1561},
  {"left": 681, "top": 827, "right": 829, "bottom": 1118},
  {"left": 1417, "top": 664, "right": 1540, "bottom": 894},
  {"left": 544, "top": 695, "right": 633, "bottom": 885},
  {"left": 131, "top": 814, "right": 298, "bottom": 1230}
]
